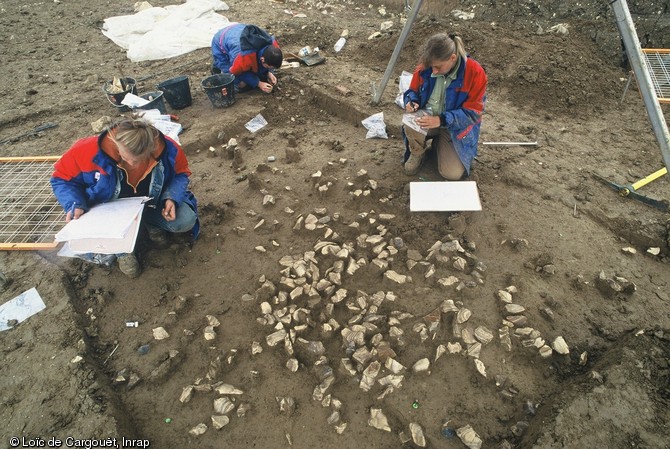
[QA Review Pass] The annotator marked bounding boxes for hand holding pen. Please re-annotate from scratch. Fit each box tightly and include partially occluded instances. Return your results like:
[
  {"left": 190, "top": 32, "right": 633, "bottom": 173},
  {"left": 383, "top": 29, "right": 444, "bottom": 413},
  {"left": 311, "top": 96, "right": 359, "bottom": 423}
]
[
  {"left": 66, "top": 206, "right": 84, "bottom": 222},
  {"left": 405, "top": 101, "right": 419, "bottom": 113}
]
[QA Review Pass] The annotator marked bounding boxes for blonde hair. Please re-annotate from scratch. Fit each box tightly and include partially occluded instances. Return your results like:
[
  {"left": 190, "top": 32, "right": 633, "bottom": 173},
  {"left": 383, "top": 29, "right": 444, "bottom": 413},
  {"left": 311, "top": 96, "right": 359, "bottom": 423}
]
[
  {"left": 420, "top": 33, "right": 467, "bottom": 67},
  {"left": 110, "top": 118, "right": 157, "bottom": 157}
]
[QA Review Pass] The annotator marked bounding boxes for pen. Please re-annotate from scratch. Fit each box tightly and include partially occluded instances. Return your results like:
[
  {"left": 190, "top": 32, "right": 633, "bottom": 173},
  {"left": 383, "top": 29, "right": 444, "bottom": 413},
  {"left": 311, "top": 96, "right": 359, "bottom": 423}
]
[{"left": 141, "top": 197, "right": 156, "bottom": 208}]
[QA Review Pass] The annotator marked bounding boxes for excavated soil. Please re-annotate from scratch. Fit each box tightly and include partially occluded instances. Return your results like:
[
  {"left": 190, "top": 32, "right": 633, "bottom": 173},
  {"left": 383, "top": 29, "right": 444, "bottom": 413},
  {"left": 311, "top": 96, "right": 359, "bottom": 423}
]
[{"left": 1, "top": 0, "right": 670, "bottom": 448}]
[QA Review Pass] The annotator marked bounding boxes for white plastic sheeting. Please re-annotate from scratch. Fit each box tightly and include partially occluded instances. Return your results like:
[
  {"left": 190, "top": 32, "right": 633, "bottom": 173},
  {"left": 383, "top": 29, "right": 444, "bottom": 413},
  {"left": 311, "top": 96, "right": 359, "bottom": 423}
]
[{"left": 102, "top": 0, "right": 232, "bottom": 62}]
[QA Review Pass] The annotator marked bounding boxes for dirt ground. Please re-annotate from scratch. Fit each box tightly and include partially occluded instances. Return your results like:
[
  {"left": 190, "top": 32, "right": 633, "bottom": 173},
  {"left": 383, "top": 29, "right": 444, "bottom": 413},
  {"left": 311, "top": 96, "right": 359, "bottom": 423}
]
[{"left": 1, "top": 0, "right": 670, "bottom": 448}]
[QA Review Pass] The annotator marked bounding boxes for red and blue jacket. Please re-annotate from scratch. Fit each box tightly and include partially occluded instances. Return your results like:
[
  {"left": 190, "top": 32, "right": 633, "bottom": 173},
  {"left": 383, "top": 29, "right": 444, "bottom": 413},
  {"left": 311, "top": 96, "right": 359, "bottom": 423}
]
[
  {"left": 403, "top": 56, "right": 487, "bottom": 174},
  {"left": 51, "top": 128, "right": 199, "bottom": 237},
  {"left": 211, "top": 23, "right": 279, "bottom": 88}
]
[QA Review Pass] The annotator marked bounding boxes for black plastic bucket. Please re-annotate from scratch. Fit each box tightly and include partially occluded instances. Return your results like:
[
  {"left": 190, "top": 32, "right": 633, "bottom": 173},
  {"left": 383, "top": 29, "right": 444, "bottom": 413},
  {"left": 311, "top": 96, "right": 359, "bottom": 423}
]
[
  {"left": 103, "top": 77, "right": 137, "bottom": 110},
  {"left": 157, "top": 75, "right": 192, "bottom": 109},
  {"left": 133, "top": 91, "right": 167, "bottom": 115},
  {"left": 201, "top": 73, "right": 236, "bottom": 108}
]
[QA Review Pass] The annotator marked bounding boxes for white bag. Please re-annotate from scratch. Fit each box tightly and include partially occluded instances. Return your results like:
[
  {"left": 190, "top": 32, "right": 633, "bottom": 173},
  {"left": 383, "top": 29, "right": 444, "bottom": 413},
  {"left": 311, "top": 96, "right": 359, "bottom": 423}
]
[{"left": 395, "top": 71, "right": 413, "bottom": 109}]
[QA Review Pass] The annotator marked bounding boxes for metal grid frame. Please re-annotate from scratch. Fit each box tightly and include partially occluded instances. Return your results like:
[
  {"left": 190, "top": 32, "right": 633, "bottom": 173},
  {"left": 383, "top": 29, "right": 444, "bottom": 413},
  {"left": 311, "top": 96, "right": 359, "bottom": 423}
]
[
  {"left": 0, "top": 156, "right": 62, "bottom": 250},
  {"left": 642, "top": 48, "right": 670, "bottom": 104}
]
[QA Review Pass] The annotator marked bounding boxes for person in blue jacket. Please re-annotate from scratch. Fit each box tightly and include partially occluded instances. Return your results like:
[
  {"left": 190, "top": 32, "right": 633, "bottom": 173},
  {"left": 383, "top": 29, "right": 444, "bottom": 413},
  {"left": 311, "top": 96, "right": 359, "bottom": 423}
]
[
  {"left": 51, "top": 118, "right": 199, "bottom": 278},
  {"left": 211, "top": 23, "right": 283, "bottom": 94},
  {"left": 402, "top": 33, "right": 487, "bottom": 179}
]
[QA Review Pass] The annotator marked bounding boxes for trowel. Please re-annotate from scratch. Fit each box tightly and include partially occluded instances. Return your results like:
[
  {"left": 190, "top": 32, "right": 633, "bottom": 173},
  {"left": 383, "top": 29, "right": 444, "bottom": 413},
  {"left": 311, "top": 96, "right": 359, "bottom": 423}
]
[{"left": 285, "top": 51, "right": 326, "bottom": 67}]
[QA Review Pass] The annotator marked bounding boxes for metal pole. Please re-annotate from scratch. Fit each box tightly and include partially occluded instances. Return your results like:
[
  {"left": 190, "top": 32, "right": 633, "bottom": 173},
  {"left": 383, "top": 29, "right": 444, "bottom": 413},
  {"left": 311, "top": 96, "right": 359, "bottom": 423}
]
[
  {"left": 610, "top": 0, "right": 670, "bottom": 176},
  {"left": 371, "top": 0, "right": 424, "bottom": 105}
]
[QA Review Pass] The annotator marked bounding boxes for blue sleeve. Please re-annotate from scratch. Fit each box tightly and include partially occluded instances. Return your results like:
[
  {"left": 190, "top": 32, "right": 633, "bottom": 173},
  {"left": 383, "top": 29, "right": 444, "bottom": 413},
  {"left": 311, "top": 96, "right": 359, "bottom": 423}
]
[
  {"left": 160, "top": 173, "right": 189, "bottom": 205},
  {"left": 238, "top": 71, "right": 260, "bottom": 88},
  {"left": 50, "top": 175, "right": 90, "bottom": 213},
  {"left": 403, "top": 89, "right": 420, "bottom": 108}
]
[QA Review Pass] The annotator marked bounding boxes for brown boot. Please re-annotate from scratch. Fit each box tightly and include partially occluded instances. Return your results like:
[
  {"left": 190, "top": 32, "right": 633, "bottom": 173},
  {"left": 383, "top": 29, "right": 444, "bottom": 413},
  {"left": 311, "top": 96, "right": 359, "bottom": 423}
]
[
  {"left": 118, "top": 253, "right": 140, "bottom": 278},
  {"left": 404, "top": 127, "right": 428, "bottom": 175}
]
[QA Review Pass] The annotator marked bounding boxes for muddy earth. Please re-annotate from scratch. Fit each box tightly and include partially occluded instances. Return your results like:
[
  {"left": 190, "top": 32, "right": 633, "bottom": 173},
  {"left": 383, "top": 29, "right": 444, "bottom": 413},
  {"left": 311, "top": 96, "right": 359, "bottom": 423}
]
[{"left": 1, "top": 0, "right": 670, "bottom": 448}]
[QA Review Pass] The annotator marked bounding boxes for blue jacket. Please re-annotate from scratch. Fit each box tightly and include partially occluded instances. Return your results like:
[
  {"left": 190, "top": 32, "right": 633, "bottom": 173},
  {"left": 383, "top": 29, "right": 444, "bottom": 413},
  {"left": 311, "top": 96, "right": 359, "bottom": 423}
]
[
  {"left": 211, "top": 23, "right": 279, "bottom": 88},
  {"left": 51, "top": 129, "right": 199, "bottom": 238},
  {"left": 403, "top": 56, "right": 487, "bottom": 174}
]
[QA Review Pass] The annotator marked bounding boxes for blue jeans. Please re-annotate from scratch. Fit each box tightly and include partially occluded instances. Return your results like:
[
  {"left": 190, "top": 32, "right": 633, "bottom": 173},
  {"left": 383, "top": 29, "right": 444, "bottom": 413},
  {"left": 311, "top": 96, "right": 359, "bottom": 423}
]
[{"left": 143, "top": 203, "right": 197, "bottom": 234}]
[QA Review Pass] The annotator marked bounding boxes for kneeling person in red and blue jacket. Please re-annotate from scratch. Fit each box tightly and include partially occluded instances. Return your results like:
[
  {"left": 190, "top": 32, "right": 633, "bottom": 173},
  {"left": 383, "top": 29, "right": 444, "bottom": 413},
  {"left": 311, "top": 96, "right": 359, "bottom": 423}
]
[
  {"left": 51, "top": 118, "right": 199, "bottom": 278},
  {"left": 211, "top": 23, "right": 283, "bottom": 94},
  {"left": 402, "top": 33, "right": 487, "bottom": 180}
]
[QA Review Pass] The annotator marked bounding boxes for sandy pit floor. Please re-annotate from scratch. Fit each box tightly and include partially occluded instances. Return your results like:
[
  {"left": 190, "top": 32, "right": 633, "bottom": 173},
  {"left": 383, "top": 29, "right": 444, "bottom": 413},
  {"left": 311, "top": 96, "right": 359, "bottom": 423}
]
[{"left": 1, "top": 0, "right": 669, "bottom": 448}]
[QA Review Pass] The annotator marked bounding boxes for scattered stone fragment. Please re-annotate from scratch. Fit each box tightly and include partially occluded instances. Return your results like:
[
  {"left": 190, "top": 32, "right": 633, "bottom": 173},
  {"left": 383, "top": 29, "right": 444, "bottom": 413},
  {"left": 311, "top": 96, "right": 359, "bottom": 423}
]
[
  {"left": 621, "top": 247, "right": 637, "bottom": 255},
  {"left": 453, "top": 257, "right": 467, "bottom": 271},
  {"left": 286, "top": 358, "right": 299, "bottom": 372},
  {"left": 441, "top": 299, "right": 459, "bottom": 313},
  {"left": 540, "top": 307, "right": 555, "bottom": 322},
  {"left": 474, "top": 359, "right": 487, "bottom": 377},
  {"left": 538, "top": 345, "right": 553, "bottom": 358},
  {"left": 180, "top": 385, "right": 194, "bottom": 403},
  {"left": 266, "top": 329, "right": 287, "bottom": 347},
  {"left": 474, "top": 326, "right": 494, "bottom": 345},
  {"left": 213, "top": 397, "right": 235, "bottom": 415},
  {"left": 447, "top": 342, "right": 462, "bottom": 353},
  {"left": 456, "top": 425, "right": 482, "bottom": 449},
  {"left": 579, "top": 351, "right": 588, "bottom": 366},
  {"left": 368, "top": 408, "right": 391, "bottom": 432},
  {"left": 596, "top": 271, "right": 637, "bottom": 296},
  {"left": 409, "top": 423, "right": 426, "bottom": 447},
  {"left": 437, "top": 276, "right": 460, "bottom": 289},
  {"left": 251, "top": 341, "right": 263, "bottom": 355},
  {"left": 456, "top": 308, "right": 472, "bottom": 324},
  {"left": 204, "top": 326, "right": 216, "bottom": 341},
  {"left": 497, "top": 290, "right": 513, "bottom": 303},
  {"left": 327, "top": 410, "right": 341, "bottom": 425},
  {"left": 360, "top": 361, "right": 381, "bottom": 391},
  {"left": 237, "top": 403, "right": 251, "bottom": 417},
  {"left": 647, "top": 247, "right": 660, "bottom": 256},
  {"left": 211, "top": 415, "right": 230, "bottom": 430},
  {"left": 189, "top": 423, "right": 208, "bottom": 436},
  {"left": 91, "top": 116, "right": 112, "bottom": 133},
  {"left": 384, "top": 270, "right": 411, "bottom": 284},
  {"left": 467, "top": 342, "right": 481, "bottom": 358},
  {"left": 506, "top": 315, "right": 527, "bottom": 326},
  {"left": 215, "top": 384, "right": 244, "bottom": 395},
  {"left": 277, "top": 397, "right": 296, "bottom": 416},
  {"left": 551, "top": 336, "right": 569, "bottom": 354},
  {"left": 504, "top": 304, "right": 526, "bottom": 314},
  {"left": 263, "top": 194, "right": 275, "bottom": 206},
  {"left": 152, "top": 327, "right": 169, "bottom": 340},
  {"left": 127, "top": 372, "right": 141, "bottom": 390},
  {"left": 412, "top": 358, "right": 430, "bottom": 373}
]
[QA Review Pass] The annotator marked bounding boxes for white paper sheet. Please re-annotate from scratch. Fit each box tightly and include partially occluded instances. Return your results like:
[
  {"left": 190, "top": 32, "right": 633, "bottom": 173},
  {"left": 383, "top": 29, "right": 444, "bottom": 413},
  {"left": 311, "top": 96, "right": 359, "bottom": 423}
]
[
  {"left": 410, "top": 181, "right": 482, "bottom": 211},
  {"left": 55, "top": 197, "right": 147, "bottom": 255},
  {"left": 402, "top": 112, "right": 428, "bottom": 136},
  {"left": 0, "top": 288, "right": 46, "bottom": 331}
]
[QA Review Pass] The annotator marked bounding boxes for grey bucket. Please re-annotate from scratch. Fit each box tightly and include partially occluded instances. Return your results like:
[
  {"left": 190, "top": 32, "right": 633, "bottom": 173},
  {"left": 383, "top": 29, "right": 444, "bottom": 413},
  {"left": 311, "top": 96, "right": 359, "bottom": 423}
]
[
  {"left": 133, "top": 91, "right": 167, "bottom": 115},
  {"left": 157, "top": 75, "right": 192, "bottom": 109},
  {"left": 201, "top": 73, "right": 236, "bottom": 108},
  {"left": 103, "top": 77, "right": 137, "bottom": 111}
]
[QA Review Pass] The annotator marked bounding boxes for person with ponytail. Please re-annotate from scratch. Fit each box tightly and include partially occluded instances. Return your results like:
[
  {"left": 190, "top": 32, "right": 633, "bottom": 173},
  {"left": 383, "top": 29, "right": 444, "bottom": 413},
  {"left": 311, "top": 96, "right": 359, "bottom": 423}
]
[
  {"left": 402, "top": 33, "right": 487, "bottom": 179},
  {"left": 51, "top": 118, "right": 199, "bottom": 278}
]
